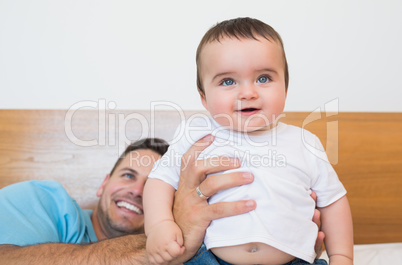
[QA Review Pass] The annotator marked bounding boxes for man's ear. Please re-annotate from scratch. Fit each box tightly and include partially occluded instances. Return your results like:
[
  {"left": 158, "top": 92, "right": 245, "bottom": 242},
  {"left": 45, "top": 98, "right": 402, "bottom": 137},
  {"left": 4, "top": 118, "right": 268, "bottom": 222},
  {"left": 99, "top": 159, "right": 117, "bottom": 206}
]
[{"left": 96, "top": 174, "right": 110, "bottom": 197}]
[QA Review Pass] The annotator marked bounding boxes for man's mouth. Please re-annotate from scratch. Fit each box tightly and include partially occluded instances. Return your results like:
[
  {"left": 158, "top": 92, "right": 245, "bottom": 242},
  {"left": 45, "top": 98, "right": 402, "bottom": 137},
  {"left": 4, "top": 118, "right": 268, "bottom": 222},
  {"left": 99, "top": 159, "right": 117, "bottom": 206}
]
[{"left": 116, "top": 201, "right": 143, "bottom": 215}]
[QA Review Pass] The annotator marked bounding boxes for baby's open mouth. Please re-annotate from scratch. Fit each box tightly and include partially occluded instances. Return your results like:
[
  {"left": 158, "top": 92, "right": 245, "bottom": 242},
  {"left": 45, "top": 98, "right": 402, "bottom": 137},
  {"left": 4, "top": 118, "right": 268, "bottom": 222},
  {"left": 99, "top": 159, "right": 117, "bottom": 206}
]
[{"left": 240, "top": 108, "right": 259, "bottom": 112}]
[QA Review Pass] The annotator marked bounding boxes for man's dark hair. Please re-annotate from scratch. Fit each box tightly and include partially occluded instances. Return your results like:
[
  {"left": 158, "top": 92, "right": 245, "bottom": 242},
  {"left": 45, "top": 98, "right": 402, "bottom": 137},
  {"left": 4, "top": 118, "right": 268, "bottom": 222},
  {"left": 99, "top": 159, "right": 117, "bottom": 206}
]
[{"left": 110, "top": 138, "right": 169, "bottom": 176}]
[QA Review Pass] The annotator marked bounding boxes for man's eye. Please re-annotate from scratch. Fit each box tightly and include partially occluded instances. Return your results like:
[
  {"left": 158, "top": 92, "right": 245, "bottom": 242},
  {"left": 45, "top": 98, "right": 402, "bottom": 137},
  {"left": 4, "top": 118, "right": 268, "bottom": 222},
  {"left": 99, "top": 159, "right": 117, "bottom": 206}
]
[
  {"left": 257, "top": 75, "right": 270, "bottom": 83},
  {"left": 221, "top": 78, "right": 235, "bottom": 86},
  {"left": 123, "top": 173, "right": 134, "bottom": 179}
]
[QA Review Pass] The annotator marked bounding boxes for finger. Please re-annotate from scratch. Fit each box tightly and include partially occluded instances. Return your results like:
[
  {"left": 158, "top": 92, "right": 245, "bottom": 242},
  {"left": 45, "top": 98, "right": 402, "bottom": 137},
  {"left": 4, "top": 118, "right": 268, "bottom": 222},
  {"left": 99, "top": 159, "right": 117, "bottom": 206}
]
[
  {"left": 195, "top": 156, "right": 241, "bottom": 176},
  {"left": 310, "top": 190, "right": 317, "bottom": 203},
  {"left": 149, "top": 255, "right": 157, "bottom": 265},
  {"left": 152, "top": 253, "right": 167, "bottom": 265},
  {"left": 166, "top": 241, "right": 185, "bottom": 259},
  {"left": 181, "top": 134, "right": 214, "bottom": 165},
  {"left": 314, "top": 231, "right": 325, "bottom": 258},
  {"left": 198, "top": 171, "right": 253, "bottom": 198},
  {"left": 312, "top": 209, "right": 321, "bottom": 228},
  {"left": 178, "top": 135, "right": 215, "bottom": 188},
  {"left": 159, "top": 250, "right": 172, "bottom": 263},
  {"left": 201, "top": 200, "right": 256, "bottom": 221}
]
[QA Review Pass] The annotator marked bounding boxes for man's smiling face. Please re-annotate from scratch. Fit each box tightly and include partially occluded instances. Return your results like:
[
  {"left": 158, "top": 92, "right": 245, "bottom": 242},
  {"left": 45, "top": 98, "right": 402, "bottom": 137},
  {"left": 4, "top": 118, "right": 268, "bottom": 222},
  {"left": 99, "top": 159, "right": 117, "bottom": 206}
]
[{"left": 93, "top": 149, "right": 161, "bottom": 240}]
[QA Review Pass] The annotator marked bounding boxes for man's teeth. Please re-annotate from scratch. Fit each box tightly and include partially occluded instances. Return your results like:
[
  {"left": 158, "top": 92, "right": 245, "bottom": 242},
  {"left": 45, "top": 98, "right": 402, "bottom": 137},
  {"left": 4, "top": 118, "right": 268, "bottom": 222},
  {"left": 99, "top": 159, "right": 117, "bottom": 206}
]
[{"left": 116, "top": 201, "right": 143, "bottom": 214}]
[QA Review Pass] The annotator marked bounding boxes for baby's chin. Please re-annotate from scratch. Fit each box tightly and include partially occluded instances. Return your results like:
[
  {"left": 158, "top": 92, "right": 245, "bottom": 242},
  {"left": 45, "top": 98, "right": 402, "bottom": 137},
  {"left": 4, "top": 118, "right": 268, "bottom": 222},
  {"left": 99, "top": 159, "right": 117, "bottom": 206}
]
[
  {"left": 213, "top": 116, "right": 277, "bottom": 133},
  {"left": 227, "top": 123, "right": 274, "bottom": 134}
]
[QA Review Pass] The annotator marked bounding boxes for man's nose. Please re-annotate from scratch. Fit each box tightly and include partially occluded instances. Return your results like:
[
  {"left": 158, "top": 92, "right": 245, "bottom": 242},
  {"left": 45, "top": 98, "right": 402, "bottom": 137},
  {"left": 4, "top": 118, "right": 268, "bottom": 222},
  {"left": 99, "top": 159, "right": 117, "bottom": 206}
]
[{"left": 129, "top": 180, "right": 146, "bottom": 198}]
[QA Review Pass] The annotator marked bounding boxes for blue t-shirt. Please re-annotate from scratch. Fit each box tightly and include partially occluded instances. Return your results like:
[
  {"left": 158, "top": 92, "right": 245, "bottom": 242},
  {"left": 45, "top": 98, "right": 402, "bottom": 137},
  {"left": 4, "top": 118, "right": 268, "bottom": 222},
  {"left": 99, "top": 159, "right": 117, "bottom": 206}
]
[{"left": 0, "top": 180, "right": 97, "bottom": 246}]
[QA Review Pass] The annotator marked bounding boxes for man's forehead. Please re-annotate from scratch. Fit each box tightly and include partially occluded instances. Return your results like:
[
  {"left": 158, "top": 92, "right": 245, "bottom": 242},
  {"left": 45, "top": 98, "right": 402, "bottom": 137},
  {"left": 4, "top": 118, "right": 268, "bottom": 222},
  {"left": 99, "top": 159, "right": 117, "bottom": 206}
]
[{"left": 121, "top": 149, "right": 160, "bottom": 171}]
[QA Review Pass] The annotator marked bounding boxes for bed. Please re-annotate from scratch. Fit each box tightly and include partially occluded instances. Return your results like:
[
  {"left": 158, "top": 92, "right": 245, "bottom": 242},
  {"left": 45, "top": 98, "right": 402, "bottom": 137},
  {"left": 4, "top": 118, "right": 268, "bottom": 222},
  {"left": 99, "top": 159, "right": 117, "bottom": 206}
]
[{"left": 0, "top": 109, "right": 401, "bottom": 264}]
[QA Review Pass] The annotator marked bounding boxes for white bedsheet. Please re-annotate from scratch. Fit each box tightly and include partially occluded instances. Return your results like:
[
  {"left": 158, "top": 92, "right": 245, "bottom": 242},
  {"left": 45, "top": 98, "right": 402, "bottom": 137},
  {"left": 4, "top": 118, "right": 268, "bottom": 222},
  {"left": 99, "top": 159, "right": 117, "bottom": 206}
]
[{"left": 321, "top": 243, "right": 402, "bottom": 265}]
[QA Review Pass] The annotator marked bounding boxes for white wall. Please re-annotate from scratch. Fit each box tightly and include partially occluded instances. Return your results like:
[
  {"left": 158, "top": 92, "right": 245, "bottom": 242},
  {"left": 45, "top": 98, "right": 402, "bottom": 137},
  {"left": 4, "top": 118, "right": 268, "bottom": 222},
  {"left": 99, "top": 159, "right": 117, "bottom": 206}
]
[{"left": 1, "top": 0, "right": 401, "bottom": 112}]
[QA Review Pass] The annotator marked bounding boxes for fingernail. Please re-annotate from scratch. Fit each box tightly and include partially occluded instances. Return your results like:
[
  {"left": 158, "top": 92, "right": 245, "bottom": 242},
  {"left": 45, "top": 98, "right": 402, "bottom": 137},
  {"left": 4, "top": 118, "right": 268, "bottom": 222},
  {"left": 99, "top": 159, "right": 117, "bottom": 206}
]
[
  {"left": 203, "top": 134, "right": 214, "bottom": 143},
  {"left": 243, "top": 172, "right": 253, "bottom": 179},
  {"left": 245, "top": 200, "right": 256, "bottom": 208}
]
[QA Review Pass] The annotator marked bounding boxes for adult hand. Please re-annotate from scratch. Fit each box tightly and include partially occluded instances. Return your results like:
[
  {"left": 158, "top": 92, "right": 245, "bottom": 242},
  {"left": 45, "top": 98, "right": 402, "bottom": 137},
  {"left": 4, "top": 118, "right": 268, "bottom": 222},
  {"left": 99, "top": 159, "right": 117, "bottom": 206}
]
[
  {"left": 171, "top": 135, "right": 325, "bottom": 263},
  {"left": 311, "top": 191, "right": 325, "bottom": 258},
  {"left": 172, "top": 135, "right": 256, "bottom": 263}
]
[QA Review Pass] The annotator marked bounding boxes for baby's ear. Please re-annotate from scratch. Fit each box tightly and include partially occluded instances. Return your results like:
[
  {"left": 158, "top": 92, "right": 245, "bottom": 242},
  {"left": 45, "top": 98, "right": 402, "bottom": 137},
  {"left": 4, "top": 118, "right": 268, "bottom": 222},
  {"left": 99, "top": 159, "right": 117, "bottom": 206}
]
[{"left": 200, "top": 92, "right": 208, "bottom": 109}]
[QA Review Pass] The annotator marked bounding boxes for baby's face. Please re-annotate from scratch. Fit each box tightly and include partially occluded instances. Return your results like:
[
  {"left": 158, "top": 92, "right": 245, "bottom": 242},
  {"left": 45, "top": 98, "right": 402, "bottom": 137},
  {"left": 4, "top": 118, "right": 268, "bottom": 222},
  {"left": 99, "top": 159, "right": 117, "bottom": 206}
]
[{"left": 199, "top": 36, "right": 287, "bottom": 133}]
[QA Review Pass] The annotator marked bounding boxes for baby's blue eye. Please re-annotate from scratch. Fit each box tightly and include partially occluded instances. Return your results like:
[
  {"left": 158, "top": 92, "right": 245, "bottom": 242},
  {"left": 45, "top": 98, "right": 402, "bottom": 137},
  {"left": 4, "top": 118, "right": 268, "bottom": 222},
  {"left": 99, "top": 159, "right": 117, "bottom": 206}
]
[
  {"left": 257, "top": 76, "right": 270, "bottom": 83},
  {"left": 222, "top": 79, "right": 235, "bottom": 86}
]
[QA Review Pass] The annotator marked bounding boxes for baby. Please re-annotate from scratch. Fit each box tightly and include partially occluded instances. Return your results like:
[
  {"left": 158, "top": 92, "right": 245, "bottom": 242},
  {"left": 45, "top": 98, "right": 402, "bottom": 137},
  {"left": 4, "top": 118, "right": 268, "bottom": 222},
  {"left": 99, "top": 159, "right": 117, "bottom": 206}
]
[{"left": 144, "top": 17, "right": 353, "bottom": 265}]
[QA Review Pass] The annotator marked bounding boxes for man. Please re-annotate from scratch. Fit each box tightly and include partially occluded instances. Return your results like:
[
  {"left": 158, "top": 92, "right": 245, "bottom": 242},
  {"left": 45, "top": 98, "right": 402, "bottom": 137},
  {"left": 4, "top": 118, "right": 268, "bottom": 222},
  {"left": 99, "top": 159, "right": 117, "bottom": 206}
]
[
  {"left": 0, "top": 137, "right": 323, "bottom": 264},
  {"left": 0, "top": 137, "right": 260, "bottom": 264}
]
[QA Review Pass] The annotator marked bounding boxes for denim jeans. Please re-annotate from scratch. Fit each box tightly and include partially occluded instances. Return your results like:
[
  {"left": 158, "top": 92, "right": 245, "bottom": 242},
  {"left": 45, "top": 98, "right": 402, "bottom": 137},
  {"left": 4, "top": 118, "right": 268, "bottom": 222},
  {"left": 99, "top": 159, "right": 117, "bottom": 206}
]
[{"left": 184, "top": 244, "right": 328, "bottom": 265}]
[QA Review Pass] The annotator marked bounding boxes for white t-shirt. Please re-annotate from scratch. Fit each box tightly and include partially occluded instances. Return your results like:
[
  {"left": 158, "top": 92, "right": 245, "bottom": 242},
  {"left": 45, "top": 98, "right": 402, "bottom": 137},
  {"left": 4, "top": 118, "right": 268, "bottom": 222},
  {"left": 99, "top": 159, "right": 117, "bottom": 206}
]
[{"left": 149, "top": 117, "right": 346, "bottom": 263}]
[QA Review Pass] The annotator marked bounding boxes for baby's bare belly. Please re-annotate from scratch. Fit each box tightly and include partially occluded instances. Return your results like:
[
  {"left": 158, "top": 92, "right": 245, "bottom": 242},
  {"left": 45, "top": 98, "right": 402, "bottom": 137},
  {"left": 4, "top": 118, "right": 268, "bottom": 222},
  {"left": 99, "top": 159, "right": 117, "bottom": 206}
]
[{"left": 211, "top": 242, "right": 294, "bottom": 265}]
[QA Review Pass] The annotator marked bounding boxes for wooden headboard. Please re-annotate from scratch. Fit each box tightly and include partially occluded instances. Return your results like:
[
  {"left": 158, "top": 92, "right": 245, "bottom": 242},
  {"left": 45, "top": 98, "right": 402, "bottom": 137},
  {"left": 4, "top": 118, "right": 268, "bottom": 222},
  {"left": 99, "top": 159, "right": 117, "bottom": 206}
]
[{"left": 0, "top": 109, "right": 401, "bottom": 245}]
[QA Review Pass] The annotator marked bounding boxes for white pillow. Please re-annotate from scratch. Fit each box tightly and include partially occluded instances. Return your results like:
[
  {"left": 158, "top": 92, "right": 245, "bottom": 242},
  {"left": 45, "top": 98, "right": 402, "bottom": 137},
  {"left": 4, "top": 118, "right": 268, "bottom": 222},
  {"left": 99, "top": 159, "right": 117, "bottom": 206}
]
[{"left": 321, "top": 243, "right": 402, "bottom": 265}]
